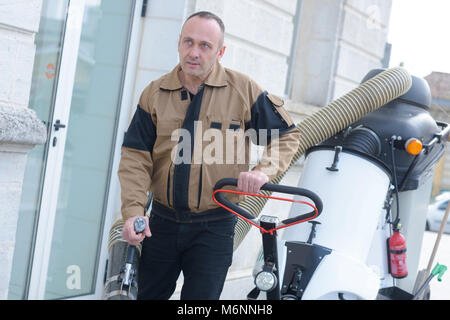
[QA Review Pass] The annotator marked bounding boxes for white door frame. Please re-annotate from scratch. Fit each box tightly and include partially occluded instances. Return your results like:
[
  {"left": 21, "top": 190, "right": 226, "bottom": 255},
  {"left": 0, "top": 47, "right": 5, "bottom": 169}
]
[
  {"left": 27, "top": 0, "right": 86, "bottom": 300},
  {"left": 27, "top": 0, "right": 142, "bottom": 300},
  {"left": 79, "top": 0, "right": 143, "bottom": 300}
]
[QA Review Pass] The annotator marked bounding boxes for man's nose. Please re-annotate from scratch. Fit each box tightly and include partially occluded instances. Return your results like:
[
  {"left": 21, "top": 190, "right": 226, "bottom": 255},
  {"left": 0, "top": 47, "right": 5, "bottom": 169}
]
[{"left": 188, "top": 46, "right": 200, "bottom": 59}]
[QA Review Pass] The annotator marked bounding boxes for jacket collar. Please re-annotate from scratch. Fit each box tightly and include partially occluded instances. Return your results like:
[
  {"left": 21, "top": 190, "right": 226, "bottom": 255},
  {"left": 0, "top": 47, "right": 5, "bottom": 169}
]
[{"left": 160, "top": 62, "right": 228, "bottom": 91}]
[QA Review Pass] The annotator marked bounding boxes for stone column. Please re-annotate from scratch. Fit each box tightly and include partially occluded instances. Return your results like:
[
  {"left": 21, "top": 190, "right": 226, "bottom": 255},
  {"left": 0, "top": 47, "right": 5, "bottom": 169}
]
[
  {"left": 290, "top": 0, "right": 392, "bottom": 107},
  {"left": 0, "top": 0, "right": 46, "bottom": 299}
]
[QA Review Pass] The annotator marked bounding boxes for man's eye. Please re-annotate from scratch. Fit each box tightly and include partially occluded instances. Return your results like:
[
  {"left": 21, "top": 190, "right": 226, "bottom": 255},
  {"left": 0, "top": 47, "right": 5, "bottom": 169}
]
[
  {"left": 201, "top": 43, "right": 210, "bottom": 48},
  {"left": 184, "top": 40, "right": 192, "bottom": 45}
]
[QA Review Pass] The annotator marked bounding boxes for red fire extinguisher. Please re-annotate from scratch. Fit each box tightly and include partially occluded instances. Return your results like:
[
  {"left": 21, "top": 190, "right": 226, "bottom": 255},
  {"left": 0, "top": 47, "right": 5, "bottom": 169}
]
[{"left": 388, "top": 225, "right": 408, "bottom": 278}]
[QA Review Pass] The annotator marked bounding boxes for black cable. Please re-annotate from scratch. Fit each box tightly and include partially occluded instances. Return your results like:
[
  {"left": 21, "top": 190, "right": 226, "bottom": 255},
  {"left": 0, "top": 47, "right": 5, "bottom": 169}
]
[
  {"left": 390, "top": 137, "right": 401, "bottom": 230},
  {"left": 398, "top": 153, "right": 421, "bottom": 191}
]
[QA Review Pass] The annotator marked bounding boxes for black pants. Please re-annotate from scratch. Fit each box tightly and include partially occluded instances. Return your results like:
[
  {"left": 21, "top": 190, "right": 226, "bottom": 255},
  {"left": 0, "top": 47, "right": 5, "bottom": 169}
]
[{"left": 137, "top": 214, "right": 237, "bottom": 300}]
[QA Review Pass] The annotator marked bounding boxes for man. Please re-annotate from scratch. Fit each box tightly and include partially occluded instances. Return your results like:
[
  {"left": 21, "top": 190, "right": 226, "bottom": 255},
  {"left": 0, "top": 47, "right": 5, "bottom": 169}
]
[{"left": 118, "top": 11, "right": 300, "bottom": 300}]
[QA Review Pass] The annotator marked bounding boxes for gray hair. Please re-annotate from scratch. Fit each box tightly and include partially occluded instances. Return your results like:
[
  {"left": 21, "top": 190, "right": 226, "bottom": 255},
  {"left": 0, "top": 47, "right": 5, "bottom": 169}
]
[{"left": 183, "top": 11, "right": 225, "bottom": 46}]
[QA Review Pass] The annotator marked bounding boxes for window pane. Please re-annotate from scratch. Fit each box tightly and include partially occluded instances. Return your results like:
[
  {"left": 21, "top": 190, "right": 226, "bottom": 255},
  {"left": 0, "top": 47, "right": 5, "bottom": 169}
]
[
  {"left": 44, "top": 0, "right": 135, "bottom": 299},
  {"left": 8, "top": 0, "right": 69, "bottom": 300}
]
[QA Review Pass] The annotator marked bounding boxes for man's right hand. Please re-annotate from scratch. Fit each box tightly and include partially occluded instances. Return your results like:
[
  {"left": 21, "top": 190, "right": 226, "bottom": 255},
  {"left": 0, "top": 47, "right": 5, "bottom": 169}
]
[{"left": 122, "top": 215, "right": 152, "bottom": 246}]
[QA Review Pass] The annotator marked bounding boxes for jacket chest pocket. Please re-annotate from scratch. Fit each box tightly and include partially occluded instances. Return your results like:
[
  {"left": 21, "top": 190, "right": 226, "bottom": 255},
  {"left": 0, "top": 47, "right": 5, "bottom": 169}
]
[
  {"left": 156, "top": 120, "right": 183, "bottom": 136},
  {"left": 206, "top": 115, "right": 243, "bottom": 132},
  {"left": 153, "top": 120, "right": 182, "bottom": 157},
  {"left": 203, "top": 116, "right": 246, "bottom": 165}
]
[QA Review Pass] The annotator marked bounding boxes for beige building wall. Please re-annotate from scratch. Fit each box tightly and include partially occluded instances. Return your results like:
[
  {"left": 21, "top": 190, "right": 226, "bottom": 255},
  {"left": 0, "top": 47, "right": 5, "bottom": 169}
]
[
  {"left": 0, "top": 0, "right": 46, "bottom": 299},
  {"left": 290, "top": 0, "right": 392, "bottom": 107},
  {"left": 425, "top": 72, "right": 450, "bottom": 192}
]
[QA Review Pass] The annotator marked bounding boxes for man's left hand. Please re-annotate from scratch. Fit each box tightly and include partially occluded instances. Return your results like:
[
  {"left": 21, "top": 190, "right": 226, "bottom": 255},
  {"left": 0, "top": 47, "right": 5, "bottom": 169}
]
[{"left": 237, "top": 170, "right": 269, "bottom": 194}]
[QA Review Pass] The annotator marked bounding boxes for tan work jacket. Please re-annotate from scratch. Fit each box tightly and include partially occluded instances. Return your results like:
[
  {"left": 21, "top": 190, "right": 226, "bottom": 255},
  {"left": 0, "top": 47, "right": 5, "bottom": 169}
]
[{"left": 118, "top": 62, "right": 300, "bottom": 221}]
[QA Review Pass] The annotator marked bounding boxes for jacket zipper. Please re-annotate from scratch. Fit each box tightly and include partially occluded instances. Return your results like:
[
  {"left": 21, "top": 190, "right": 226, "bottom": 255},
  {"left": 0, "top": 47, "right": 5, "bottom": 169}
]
[
  {"left": 167, "top": 162, "right": 173, "bottom": 207},
  {"left": 197, "top": 164, "right": 202, "bottom": 209}
]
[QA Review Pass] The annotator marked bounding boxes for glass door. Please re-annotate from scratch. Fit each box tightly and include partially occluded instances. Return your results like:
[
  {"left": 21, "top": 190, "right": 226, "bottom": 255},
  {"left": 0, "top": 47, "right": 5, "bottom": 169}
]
[
  {"left": 9, "top": 0, "right": 136, "bottom": 300},
  {"left": 42, "top": 0, "right": 136, "bottom": 299},
  {"left": 8, "top": 0, "right": 70, "bottom": 300}
]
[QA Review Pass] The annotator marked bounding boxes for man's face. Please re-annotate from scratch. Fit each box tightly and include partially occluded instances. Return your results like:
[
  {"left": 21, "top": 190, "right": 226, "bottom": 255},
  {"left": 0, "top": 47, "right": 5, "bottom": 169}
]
[{"left": 178, "top": 16, "right": 226, "bottom": 79}]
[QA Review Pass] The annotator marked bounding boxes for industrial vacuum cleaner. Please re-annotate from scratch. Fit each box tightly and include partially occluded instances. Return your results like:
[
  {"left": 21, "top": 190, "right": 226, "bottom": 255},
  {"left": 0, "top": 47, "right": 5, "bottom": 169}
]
[{"left": 104, "top": 67, "right": 449, "bottom": 300}]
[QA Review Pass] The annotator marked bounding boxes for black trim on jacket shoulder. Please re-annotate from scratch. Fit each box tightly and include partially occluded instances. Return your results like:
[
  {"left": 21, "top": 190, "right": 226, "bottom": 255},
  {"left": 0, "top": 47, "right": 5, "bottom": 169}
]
[
  {"left": 245, "top": 91, "right": 295, "bottom": 145},
  {"left": 122, "top": 104, "right": 157, "bottom": 153}
]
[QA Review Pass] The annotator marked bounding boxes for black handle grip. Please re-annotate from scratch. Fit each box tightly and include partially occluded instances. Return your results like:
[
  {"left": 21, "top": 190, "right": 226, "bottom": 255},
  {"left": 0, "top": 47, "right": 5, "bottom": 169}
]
[
  {"left": 436, "top": 121, "right": 449, "bottom": 142},
  {"left": 213, "top": 178, "right": 323, "bottom": 225},
  {"left": 125, "top": 217, "right": 147, "bottom": 264},
  {"left": 53, "top": 119, "right": 66, "bottom": 131},
  {"left": 126, "top": 245, "right": 136, "bottom": 264}
]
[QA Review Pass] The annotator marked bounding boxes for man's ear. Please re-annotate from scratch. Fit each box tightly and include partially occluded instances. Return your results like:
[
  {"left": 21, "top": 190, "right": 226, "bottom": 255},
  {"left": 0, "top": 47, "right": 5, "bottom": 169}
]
[{"left": 216, "top": 45, "right": 226, "bottom": 62}]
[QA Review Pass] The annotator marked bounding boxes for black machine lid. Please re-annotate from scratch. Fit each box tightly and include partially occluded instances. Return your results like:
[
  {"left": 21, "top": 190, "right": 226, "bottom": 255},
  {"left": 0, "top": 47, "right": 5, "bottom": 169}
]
[{"left": 361, "top": 68, "right": 432, "bottom": 110}]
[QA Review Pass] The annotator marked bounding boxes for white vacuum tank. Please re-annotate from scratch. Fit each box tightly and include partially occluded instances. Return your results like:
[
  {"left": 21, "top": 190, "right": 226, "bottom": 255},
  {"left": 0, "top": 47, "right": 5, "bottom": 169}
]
[
  {"left": 278, "top": 147, "right": 391, "bottom": 299},
  {"left": 275, "top": 70, "right": 448, "bottom": 300},
  {"left": 282, "top": 147, "right": 391, "bottom": 260}
]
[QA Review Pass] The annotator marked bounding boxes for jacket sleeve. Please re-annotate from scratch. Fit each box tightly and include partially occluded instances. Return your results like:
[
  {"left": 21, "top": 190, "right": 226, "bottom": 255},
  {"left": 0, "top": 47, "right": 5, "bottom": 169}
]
[
  {"left": 118, "top": 92, "right": 157, "bottom": 220},
  {"left": 246, "top": 91, "right": 300, "bottom": 181}
]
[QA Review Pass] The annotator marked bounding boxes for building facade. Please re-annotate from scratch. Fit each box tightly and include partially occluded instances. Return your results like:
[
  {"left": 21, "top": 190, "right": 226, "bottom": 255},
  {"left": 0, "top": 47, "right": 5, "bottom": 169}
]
[
  {"left": 424, "top": 71, "right": 450, "bottom": 193},
  {"left": 0, "top": 0, "right": 392, "bottom": 299}
]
